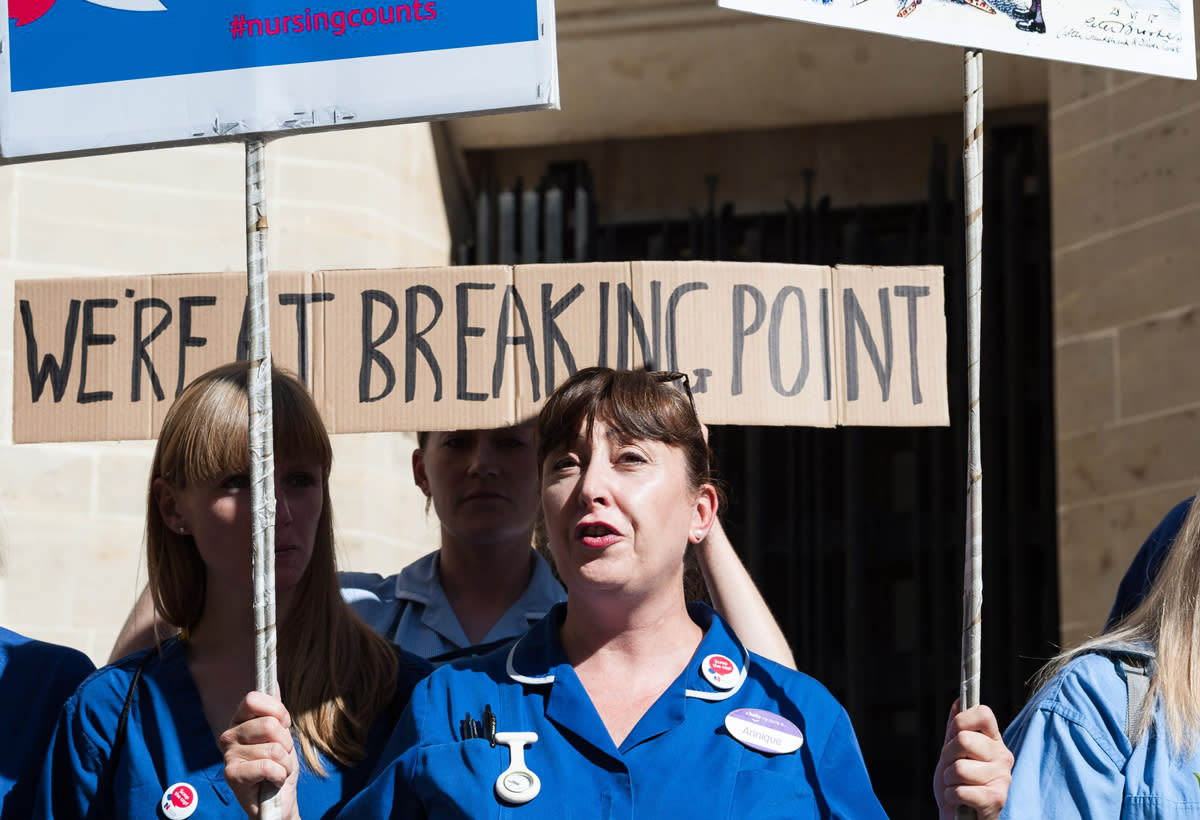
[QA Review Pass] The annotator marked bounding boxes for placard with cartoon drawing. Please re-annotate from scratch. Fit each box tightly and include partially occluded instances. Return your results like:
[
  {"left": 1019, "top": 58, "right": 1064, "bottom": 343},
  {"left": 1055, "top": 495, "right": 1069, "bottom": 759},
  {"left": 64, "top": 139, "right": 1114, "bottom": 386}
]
[{"left": 720, "top": 0, "right": 1195, "bottom": 79}]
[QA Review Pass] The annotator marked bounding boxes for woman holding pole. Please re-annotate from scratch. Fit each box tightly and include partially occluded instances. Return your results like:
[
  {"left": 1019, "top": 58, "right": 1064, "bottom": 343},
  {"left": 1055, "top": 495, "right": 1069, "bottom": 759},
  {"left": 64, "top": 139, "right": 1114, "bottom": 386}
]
[
  {"left": 35, "top": 363, "right": 429, "bottom": 820},
  {"left": 225, "top": 367, "right": 883, "bottom": 818}
]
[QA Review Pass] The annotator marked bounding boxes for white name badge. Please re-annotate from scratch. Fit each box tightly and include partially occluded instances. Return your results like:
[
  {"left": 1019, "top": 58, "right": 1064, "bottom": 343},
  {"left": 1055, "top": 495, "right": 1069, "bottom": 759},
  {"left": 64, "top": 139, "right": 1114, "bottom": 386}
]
[{"left": 724, "top": 708, "right": 804, "bottom": 754}]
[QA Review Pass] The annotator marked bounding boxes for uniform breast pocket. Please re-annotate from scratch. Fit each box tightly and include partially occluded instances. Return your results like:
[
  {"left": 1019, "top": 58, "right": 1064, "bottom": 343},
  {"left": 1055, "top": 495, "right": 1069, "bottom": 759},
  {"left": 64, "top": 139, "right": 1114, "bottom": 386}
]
[
  {"left": 732, "top": 770, "right": 821, "bottom": 820},
  {"left": 412, "top": 741, "right": 586, "bottom": 820},
  {"left": 1123, "top": 797, "right": 1200, "bottom": 820}
]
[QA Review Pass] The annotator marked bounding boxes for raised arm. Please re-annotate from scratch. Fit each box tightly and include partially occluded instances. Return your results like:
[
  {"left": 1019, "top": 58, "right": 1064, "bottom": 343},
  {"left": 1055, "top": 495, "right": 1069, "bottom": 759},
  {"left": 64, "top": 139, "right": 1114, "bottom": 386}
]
[
  {"left": 107, "top": 585, "right": 174, "bottom": 663},
  {"left": 695, "top": 516, "right": 795, "bottom": 669}
]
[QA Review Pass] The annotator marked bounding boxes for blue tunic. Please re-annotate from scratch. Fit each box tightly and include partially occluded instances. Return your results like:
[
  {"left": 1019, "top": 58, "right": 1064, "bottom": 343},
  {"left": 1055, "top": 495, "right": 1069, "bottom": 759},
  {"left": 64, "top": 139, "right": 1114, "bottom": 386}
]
[
  {"left": 340, "top": 551, "right": 565, "bottom": 663},
  {"left": 0, "top": 627, "right": 94, "bottom": 820},
  {"left": 34, "top": 636, "right": 430, "bottom": 820},
  {"left": 340, "top": 604, "right": 888, "bottom": 820},
  {"left": 1107, "top": 497, "right": 1193, "bottom": 629},
  {"left": 1001, "top": 650, "right": 1200, "bottom": 819}
]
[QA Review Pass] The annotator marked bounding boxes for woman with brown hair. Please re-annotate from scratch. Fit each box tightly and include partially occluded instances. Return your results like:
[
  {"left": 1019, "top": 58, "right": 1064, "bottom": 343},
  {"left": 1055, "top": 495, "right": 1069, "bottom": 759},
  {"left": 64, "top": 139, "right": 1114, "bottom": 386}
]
[
  {"left": 224, "top": 367, "right": 887, "bottom": 819},
  {"left": 36, "top": 362, "right": 428, "bottom": 820}
]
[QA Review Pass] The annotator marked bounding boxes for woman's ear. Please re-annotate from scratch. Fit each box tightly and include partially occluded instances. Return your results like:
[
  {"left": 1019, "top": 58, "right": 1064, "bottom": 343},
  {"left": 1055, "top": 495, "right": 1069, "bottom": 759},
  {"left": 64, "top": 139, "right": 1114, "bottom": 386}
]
[
  {"left": 689, "top": 484, "right": 719, "bottom": 543},
  {"left": 152, "top": 478, "right": 187, "bottom": 534},
  {"left": 411, "top": 448, "right": 431, "bottom": 498}
]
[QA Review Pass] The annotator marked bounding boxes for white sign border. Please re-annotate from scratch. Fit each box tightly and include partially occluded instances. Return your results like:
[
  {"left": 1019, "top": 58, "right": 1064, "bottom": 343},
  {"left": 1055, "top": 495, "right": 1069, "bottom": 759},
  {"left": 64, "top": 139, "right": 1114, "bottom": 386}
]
[
  {"left": 0, "top": 0, "right": 559, "bottom": 159},
  {"left": 719, "top": 0, "right": 1196, "bottom": 80}
]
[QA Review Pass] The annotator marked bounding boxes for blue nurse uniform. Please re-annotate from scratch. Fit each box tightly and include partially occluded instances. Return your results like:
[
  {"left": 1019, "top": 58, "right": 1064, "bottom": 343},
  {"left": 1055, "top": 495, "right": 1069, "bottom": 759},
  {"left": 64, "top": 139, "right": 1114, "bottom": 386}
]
[
  {"left": 340, "top": 603, "right": 888, "bottom": 820},
  {"left": 0, "top": 627, "right": 94, "bottom": 820},
  {"left": 34, "top": 636, "right": 429, "bottom": 820},
  {"left": 1001, "top": 649, "right": 1200, "bottom": 819},
  {"left": 340, "top": 551, "right": 565, "bottom": 663}
]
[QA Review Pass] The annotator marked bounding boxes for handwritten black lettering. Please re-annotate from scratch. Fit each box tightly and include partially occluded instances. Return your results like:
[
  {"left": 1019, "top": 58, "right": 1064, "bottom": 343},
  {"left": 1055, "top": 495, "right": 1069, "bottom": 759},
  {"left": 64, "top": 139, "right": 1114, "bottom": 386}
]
[
  {"left": 492, "top": 284, "right": 540, "bottom": 400},
  {"left": 731, "top": 284, "right": 766, "bottom": 396},
  {"left": 456, "top": 282, "right": 494, "bottom": 402},
  {"left": 175, "top": 297, "right": 217, "bottom": 398},
  {"left": 131, "top": 298, "right": 171, "bottom": 402},
  {"left": 597, "top": 282, "right": 610, "bottom": 368},
  {"left": 843, "top": 287, "right": 893, "bottom": 402},
  {"left": 768, "top": 286, "right": 809, "bottom": 397},
  {"left": 79, "top": 298, "right": 118, "bottom": 404},
  {"left": 541, "top": 282, "right": 583, "bottom": 397},
  {"left": 279, "top": 292, "right": 334, "bottom": 385},
  {"left": 19, "top": 299, "right": 79, "bottom": 403},
  {"left": 820, "top": 288, "right": 832, "bottom": 402},
  {"left": 665, "top": 282, "right": 707, "bottom": 372},
  {"left": 894, "top": 285, "right": 930, "bottom": 405},
  {"left": 405, "top": 285, "right": 443, "bottom": 402},
  {"left": 236, "top": 298, "right": 250, "bottom": 363},
  {"left": 616, "top": 281, "right": 660, "bottom": 371},
  {"left": 360, "top": 290, "right": 398, "bottom": 403}
]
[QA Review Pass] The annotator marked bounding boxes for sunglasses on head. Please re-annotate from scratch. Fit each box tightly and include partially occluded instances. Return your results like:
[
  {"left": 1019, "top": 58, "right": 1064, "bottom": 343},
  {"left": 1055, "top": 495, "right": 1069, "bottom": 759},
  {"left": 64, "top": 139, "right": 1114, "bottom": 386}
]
[{"left": 651, "top": 370, "right": 697, "bottom": 417}]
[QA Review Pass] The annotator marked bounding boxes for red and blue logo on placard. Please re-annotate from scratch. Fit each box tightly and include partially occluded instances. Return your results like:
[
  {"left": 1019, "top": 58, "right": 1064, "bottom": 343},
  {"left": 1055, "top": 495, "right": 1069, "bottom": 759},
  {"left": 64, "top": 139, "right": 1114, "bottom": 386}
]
[
  {"left": 8, "top": 0, "right": 537, "bottom": 92},
  {"left": 10, "top": 0, "right": 163, "bottom": 27}
]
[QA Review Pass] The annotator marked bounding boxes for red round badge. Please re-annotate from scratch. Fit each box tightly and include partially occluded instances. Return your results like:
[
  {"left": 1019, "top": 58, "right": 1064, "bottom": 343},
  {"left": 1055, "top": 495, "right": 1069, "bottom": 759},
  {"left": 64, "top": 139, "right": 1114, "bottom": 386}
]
[
  {"left": 709, "top": 656, "right": 735, "bottom": 675},
  {"left": 701, "top": 653, "right": 740, "bottom": 689},
  {"left": 161, "top": 782, "right": 199, "bottom": 820}
]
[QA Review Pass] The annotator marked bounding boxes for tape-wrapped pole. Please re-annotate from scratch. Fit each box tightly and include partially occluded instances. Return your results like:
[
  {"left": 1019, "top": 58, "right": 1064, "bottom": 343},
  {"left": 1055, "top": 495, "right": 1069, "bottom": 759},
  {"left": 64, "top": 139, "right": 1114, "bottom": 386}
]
[
  {"left": 956, "top": 47, "right": 984, "bottom": 820},
  {"left": 246, "top": 136, "right": 281, "bottom": 820}
]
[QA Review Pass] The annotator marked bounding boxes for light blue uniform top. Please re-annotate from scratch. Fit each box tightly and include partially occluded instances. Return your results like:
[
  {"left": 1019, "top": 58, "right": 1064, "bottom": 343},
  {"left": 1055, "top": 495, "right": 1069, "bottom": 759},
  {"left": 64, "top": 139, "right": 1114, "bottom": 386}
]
[
  {"left": 1001, "top": 650, "right": 1200, "bottom": 819},
  {"left": 339, "top": 603, "right": 889, "bottom": 820},
  {"left": 34, "top": 637, "right": 430, "bottom": 820},
  {"left": 340, "top": 551, "right": 565, "bottom": 663},
  {"left": 0, "top": 627, "right": 94, "bottom": 820}
]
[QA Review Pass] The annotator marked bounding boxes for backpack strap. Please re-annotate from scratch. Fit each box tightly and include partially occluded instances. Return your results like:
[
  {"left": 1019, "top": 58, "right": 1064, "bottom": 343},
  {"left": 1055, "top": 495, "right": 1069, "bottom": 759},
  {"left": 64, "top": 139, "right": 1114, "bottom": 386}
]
[{"left": 1119, "top": 656, "right": 1151, "bottom": 742}]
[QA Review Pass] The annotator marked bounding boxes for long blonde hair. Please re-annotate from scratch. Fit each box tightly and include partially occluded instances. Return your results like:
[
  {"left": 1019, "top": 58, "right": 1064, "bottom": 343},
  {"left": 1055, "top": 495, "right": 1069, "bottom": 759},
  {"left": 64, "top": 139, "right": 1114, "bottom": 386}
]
[
  {"left": 1035, "top": 497, "right": 1200, "bottom": 754},
  {"left": 147, "top": 362, "right": 398, "bottom": 773}
]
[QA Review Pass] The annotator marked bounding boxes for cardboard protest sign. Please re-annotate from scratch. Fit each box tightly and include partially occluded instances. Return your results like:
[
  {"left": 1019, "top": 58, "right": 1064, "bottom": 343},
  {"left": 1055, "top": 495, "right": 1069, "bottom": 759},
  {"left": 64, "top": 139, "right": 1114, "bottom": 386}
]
[
  {"left": 718, "top": 0, "right": 1196, "bottom": 79},
  {"left": 12, "top": 261, "right": 948, "bottom": 442},
  {"left": 0, "top": 0, "right": 558, "bottom": 157}
]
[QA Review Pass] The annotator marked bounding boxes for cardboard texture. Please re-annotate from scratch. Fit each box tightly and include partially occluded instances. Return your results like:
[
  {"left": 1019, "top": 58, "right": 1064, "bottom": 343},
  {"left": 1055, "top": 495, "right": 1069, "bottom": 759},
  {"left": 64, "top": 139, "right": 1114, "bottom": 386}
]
[{"left": 12, "top": 262, "right": 948, "bottom": 443}]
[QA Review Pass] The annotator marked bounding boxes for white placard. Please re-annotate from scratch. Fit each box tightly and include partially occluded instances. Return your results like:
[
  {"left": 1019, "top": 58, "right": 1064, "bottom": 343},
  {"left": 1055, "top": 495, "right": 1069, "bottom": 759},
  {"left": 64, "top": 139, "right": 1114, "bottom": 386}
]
[
  {"left": 719, "top": 0, "right": 1195, "bottom": 79},
  {"left": 0, "top": 0, "right": 558, "bottom": 158}
]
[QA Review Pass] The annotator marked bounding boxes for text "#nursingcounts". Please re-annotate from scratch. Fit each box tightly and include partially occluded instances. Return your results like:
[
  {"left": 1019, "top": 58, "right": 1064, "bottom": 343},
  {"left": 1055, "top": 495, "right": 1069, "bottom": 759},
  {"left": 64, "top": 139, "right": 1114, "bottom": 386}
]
[{"left": 229, "top": 4, "right": 437, "bottom": 39}]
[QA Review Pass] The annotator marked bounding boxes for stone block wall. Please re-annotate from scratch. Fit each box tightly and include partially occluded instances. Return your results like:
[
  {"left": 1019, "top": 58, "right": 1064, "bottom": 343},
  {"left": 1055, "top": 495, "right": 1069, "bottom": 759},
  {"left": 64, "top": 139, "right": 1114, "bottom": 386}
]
[
  {"left": 0, "top": 125, "right": 449, "bottom": 665},
  {"left": 1051, "top": 42, "right": 1200, "bottom": 646}
]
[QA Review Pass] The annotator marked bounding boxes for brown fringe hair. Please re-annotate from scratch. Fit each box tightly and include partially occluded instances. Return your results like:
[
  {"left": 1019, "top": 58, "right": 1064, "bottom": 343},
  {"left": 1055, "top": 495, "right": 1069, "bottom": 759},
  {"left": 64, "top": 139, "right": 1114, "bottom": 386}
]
[
  {"left": 535, "top": 367, "right": 725, "bottom": 600},
  {"left": 147, "top": 362, "right": 398, "bottom": 774}
]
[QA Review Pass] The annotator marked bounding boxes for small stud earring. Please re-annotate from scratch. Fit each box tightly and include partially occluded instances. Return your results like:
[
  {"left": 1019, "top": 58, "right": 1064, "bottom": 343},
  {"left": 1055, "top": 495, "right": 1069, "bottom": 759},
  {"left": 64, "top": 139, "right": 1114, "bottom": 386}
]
[{"left": 179, "top": 526, "right": 187, "bottom": 534}]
